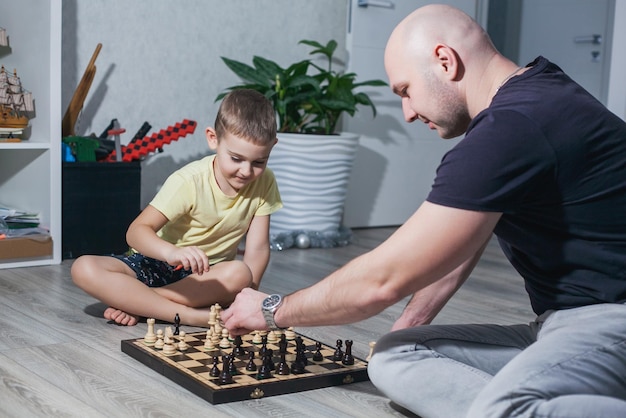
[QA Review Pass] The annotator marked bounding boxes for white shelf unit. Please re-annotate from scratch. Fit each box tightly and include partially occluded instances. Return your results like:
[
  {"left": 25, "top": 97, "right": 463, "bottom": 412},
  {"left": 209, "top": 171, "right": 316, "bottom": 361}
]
[{"left": 0, "top": 0, "right": 62, "bottom": 268}]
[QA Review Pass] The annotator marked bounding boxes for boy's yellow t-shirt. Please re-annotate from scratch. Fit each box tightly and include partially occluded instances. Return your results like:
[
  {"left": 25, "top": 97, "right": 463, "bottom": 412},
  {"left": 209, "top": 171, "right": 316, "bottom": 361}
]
[{"left": 149, "top": 154, "right": 282, "bottom": 264}]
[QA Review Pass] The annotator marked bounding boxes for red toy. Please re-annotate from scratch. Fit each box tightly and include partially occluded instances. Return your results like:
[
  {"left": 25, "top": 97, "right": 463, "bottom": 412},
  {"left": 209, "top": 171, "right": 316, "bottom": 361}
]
[{"left": 105, "top": 119, "right": 197, "bottom": 162}]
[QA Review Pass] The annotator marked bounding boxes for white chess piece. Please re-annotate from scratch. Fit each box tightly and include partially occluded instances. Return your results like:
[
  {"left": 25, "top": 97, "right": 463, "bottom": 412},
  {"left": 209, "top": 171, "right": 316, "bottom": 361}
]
[
  {"left": 178, "top": 331, "right": 188, "bottom": 351},
  {"left": 154, "top": 329, "right": 164, "bottom": 349},
  {"left": 144, "top": 318, "right": 157, "bottom": 345}
]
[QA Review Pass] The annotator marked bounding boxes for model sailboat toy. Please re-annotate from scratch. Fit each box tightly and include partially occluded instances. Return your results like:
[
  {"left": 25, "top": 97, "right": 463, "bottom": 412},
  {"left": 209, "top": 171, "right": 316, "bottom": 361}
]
[{"left": 0, "top": 65, "right": 35, "bottom": 132}]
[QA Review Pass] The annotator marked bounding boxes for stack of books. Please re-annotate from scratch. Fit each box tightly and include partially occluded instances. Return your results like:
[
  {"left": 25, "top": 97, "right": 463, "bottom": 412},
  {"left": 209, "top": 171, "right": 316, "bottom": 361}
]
[
  {"left": 0, "top": 127, "right": 25, "bottom": 142},
  {"left": 0, "top": 203, "right": 46, "bottom": 237}
]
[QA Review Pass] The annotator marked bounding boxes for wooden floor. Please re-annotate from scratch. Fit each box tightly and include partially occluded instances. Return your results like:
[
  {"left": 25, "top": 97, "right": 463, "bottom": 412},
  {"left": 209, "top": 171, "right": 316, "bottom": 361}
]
[{"left": 0, "top": 227, "right": 534, "bottom": 417}]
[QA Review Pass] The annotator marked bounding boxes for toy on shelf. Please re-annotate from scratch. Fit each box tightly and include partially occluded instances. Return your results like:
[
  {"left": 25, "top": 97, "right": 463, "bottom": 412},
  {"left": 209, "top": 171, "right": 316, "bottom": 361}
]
[
  {"left": 104, "top": 119, "right": 197, "bottom": 162},
  {"left": 0, "top": 65, "right": 35, "bottom": 131}
]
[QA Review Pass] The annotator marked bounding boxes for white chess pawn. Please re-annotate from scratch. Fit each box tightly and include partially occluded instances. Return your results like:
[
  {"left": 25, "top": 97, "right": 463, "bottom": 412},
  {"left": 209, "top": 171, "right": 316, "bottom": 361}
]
[
  {"left": 178, "top": 331, "right": 188, "bottom": 351},
  {"left": 162, "top": 334, "right": 176, "bottom": 356},
  {"left": 219, "top": 328, "right": 231, "bottom": 349},
  {"left": 154, "top": 329, "right": 164, "bottom": 349},
  {"left": 252, "top": 331, "right": 263, "bottom": 345},
  {"left": 285, "top": 327, "right": 296, "bottom": 341},
  {"left": 204, "top": 329, "right": 216, "bottom": 351}
]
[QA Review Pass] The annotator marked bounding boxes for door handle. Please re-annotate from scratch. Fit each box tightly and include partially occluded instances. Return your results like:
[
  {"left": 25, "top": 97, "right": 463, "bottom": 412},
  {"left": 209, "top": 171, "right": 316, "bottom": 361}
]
[
  {"left": 574, "top": 34, "right": 602, "bottom": 45},
  {"left": 358, "top": 0, "right": 394, "bottom": 8}
]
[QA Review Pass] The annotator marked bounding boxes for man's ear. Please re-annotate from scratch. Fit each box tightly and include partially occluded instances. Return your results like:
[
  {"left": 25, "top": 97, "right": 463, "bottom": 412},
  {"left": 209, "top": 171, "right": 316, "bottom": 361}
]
[
  {"left": 206, "top": 127, "right": 218, "bottom": 150},
  {"left": 434, "top": 44, "right": 461, "bottom": 81}
]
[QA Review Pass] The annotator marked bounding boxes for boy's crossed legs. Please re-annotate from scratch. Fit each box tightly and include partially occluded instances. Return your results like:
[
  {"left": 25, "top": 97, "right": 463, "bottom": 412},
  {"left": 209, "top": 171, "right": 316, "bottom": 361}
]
[{"left": 71, "top": 254, "right": 252, "bottom": 327}]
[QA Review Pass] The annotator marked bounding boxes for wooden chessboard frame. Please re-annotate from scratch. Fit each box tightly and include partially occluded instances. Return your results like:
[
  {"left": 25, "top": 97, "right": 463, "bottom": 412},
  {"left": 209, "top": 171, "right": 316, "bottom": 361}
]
[{"left": 121, "top": 330, "right": 369, "bottom": 404}]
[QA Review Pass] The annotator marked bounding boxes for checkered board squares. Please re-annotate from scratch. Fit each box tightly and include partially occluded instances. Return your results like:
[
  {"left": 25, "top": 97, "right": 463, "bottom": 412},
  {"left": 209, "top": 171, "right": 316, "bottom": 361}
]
[{"left": 121, "top": 331, "right": 369, "bottom": 404}]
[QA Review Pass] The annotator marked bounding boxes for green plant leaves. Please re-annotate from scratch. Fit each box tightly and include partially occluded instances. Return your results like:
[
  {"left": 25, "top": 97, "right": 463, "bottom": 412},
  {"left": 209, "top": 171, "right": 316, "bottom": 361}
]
[{"left": 217, "top": 39, "right": 387, "bottom": 134}]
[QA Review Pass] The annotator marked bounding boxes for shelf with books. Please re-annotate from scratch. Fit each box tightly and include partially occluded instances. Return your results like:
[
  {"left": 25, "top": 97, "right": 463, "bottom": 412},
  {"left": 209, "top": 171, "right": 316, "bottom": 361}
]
[{"left": 0, "top": 0, "right": 61, "bottom": 268}]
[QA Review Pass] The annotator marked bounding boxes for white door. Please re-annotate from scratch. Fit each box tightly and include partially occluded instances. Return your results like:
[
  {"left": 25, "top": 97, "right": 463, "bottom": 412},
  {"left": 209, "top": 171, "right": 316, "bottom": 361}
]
[
  {"left": 344, "top": 0, "right": 615, "bottom": 228},
  {"left": 343, "top": 0, "right": 478, "bottom": 228},
  {"left": 518, "top": 0, "right": 614, "bottom": 102}
]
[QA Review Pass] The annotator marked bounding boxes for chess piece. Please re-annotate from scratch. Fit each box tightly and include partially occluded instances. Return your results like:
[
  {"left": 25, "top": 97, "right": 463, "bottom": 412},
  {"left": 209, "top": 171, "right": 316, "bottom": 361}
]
[
  {"left": 342, "top": 340, "right": 354, "bottom": 365},
  {"left": 204, "top": 329, "right": 215, "bottom": 350},
  {"left": 143, "top": 318, "right": 157, "bottom": 345},
  {"left": 173, "top": 313, "right": 180, "bottom": 336},
  {"left": 164, "top": 326, "right": 174, "bottom": 340},
  {"left": 211, "top": 326, "right": 221, "bottom": 345},
  {"left": 219, "top": 328, "right": 231, "bottom": 349},
  {"left": 284, "top": 327, "right": 296, "bottom": 340},
  {"left": 277, "top": 352, "right": 290, "bottom": 375},
  {"left": 162, "top": 334, "right": 177, "bottom": 356},
  {"left": 257, "top": 353, "right": 273, "bottom": 380},
  {"left": 312, "top": 341, "right": 324, "bottom": 362},
  {"left": 218, "top": 355, "right": 234, "bottom": 384},
  {"left": 333, "top": 339, "right": 343, "bottom": 361},
  {"left": 154, "top": 329, "right": 164, "bottom": 350},
  {"left": 259, "top": 335, "right": 268, "bottom": 357},
  {"left": 245, "top": 350, "right": 257, "bottom": 372},
  {"left": 232, "top": 335, "right": 245, "bottom": 357},
  {"left": 209, "top": 356, "right": 220, "bottom": 377},
  {"left": 252, "top": 331, "right": 263, "bottom": 345},
  {"left": 278, "top": 338, "right": 288, "bottom": 355},
  {"left": 178, "top": 331, "right": 188, "bottom": 351},
  {"left": 267, "top": 330, "right": 278, "bottom": 343},
  {"left": 295, "top": 336, "right": 308, "bottom": 365},
  {"left": 208, "top": 305, "right": 217, "bottom": 328}
]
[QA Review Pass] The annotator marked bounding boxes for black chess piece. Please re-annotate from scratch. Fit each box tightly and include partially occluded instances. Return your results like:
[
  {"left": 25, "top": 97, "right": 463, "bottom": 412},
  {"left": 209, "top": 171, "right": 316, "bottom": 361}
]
[
  {"left": 295, "top": 336, "right": 308, "bottom": 365},
  {"left": 290, "top": 356, "right": 305, "bottom": 374},
  {"left": 257, "top": 353, "right": 273, "bottom": 379},
  {"left": 266, "top": 348, "right": 275, "bottom": 371},
  {"left": 278, "top": 338, "right": 288, "bottom": 355},
  {"left": 173, "top": 313, "right": 180, "bottom": 336},
  {"left": 245, "top": 350, "right": 257, "bottom": 372},
  {"left": 209, "top": 355, "right": 220, "bottom": 377},
  {"left": 277, "top": 351, "right": 290, "bottom": 375},
  {"left": 333, "top": 339, "right": 343, "bottom": 361},
  {"left": 228, "top": 354, "right": 239, "bottom": 375},
  {"left": 219, "top": 355, "right": 234, "bottom": 384},
  {"left": 342, "top": 340, "right": 355, "bottom": 365},
  {"left": 232, "top": 335, "right": 246, "bottom": 357},
  {"left": 259, "top": 335, "right": 269, "bottom": 357},
  {"left": 312, "top": 341, "right": 324, "bottom": 362}
]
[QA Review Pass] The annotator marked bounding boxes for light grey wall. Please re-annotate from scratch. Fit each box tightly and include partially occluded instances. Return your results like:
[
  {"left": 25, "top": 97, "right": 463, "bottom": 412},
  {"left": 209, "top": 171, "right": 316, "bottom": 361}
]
[{"left": 62, "top": 0, "right": 349, "bottom": 207}]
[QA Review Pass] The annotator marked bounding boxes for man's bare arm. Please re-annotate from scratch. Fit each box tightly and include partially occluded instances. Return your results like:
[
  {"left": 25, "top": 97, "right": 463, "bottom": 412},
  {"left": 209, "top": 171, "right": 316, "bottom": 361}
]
[
  {"left": 222, "top": 202, "right": 501, "bottom": 334},
  {"left": 391, "top": 236, "right": 490, "bottom": 331}
]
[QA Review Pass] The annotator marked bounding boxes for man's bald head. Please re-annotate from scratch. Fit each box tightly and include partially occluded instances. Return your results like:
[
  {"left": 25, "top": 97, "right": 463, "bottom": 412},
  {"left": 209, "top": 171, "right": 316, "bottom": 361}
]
[{"left": 385, "top": 4, "right": 496, "bottom": 73}]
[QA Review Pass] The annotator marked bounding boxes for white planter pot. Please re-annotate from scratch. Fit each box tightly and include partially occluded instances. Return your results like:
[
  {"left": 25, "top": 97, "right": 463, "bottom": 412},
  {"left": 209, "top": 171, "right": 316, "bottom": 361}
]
[{"left": 268, "top": 132, "right": 360, "bottom": 235}]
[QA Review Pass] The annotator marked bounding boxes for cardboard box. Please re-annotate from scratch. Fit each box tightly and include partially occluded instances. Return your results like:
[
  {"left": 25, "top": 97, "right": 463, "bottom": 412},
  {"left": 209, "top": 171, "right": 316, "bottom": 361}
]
[{"left": 0, "top": 234, "right": 53, "bottom": 260}]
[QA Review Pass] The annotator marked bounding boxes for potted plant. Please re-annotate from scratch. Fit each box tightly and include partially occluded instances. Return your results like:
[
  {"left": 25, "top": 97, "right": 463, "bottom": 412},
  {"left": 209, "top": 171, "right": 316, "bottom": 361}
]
[{"left": 217, "top": 39, "right": 386, "bottom": 248}]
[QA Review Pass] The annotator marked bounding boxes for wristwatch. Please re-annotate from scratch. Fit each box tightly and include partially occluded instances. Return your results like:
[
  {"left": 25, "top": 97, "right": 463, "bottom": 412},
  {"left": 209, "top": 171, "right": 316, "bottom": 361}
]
[{"left": 261, "top": 294, "right": 284, "bottom": 330}]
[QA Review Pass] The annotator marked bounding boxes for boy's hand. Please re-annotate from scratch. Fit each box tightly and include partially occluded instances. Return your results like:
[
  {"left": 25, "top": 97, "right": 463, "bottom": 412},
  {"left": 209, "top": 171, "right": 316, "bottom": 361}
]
[
  {"left": 167, "top": 246, "right": 210, "bottom": 275},
  {"left": 221, "top": 288, "right": 269, "bottom": 335}
]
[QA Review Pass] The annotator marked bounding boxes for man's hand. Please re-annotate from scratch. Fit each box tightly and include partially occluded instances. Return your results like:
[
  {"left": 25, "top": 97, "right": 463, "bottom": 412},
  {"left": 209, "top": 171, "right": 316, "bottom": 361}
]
[{"left": 221, "top": 288, "right": 269, "bottom": 335}]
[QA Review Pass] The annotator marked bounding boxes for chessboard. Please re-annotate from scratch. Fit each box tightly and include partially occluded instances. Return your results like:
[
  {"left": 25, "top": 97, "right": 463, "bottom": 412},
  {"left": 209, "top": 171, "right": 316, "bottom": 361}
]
[{"left": 121, "top": 326, "right": 369, "bottom": 404}]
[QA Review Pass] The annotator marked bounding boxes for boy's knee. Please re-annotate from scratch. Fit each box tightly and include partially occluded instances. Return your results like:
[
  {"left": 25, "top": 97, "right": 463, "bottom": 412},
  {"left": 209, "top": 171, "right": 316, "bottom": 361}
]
[
  {"left": 70, "top": 256, "right": 90, "bottom": 285},
  {"left": 225, "top": 260, "right": 253, "bottom": 290}
]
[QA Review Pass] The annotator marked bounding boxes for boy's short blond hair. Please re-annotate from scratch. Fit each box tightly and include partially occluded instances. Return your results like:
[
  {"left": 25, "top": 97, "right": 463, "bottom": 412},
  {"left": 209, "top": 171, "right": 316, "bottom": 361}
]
[{"left": 214, "top": 89, "right": 277, "bottom": 145}]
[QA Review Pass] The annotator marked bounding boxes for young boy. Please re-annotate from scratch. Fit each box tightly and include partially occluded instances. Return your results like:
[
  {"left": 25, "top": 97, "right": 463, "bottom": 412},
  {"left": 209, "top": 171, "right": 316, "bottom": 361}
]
[{"left": 71, "top": 89, "right": 282, "bottom": 327}]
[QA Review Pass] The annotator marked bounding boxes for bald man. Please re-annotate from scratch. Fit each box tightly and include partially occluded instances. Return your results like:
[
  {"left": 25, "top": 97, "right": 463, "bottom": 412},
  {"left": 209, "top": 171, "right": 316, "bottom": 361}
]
[{"left": 222, "top": 5, "right": 626, "bottom": 417}]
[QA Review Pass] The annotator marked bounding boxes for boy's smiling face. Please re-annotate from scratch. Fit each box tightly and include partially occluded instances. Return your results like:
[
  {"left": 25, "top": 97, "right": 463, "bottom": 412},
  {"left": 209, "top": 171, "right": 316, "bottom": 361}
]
[{"left": 206, "top": 127, "right": 276, "bottom": 196}]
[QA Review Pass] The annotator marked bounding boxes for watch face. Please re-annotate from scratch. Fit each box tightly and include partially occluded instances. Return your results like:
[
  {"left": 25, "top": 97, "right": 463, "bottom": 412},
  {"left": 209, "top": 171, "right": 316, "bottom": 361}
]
[{"left": 263, "top": 294, "right": 281, "bottom": 309}]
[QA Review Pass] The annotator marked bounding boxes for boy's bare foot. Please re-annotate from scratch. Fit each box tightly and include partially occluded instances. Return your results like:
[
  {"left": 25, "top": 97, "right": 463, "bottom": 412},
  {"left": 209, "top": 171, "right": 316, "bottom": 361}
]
[{"left": 103, "top": 307, "right": 140, "bottom": 326}]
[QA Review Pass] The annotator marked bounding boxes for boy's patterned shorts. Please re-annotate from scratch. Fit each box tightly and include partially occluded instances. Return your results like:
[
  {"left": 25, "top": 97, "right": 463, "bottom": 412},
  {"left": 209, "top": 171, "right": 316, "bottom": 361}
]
[{"left": 114, "top": 253, "right": 193, "bottom": 287}]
